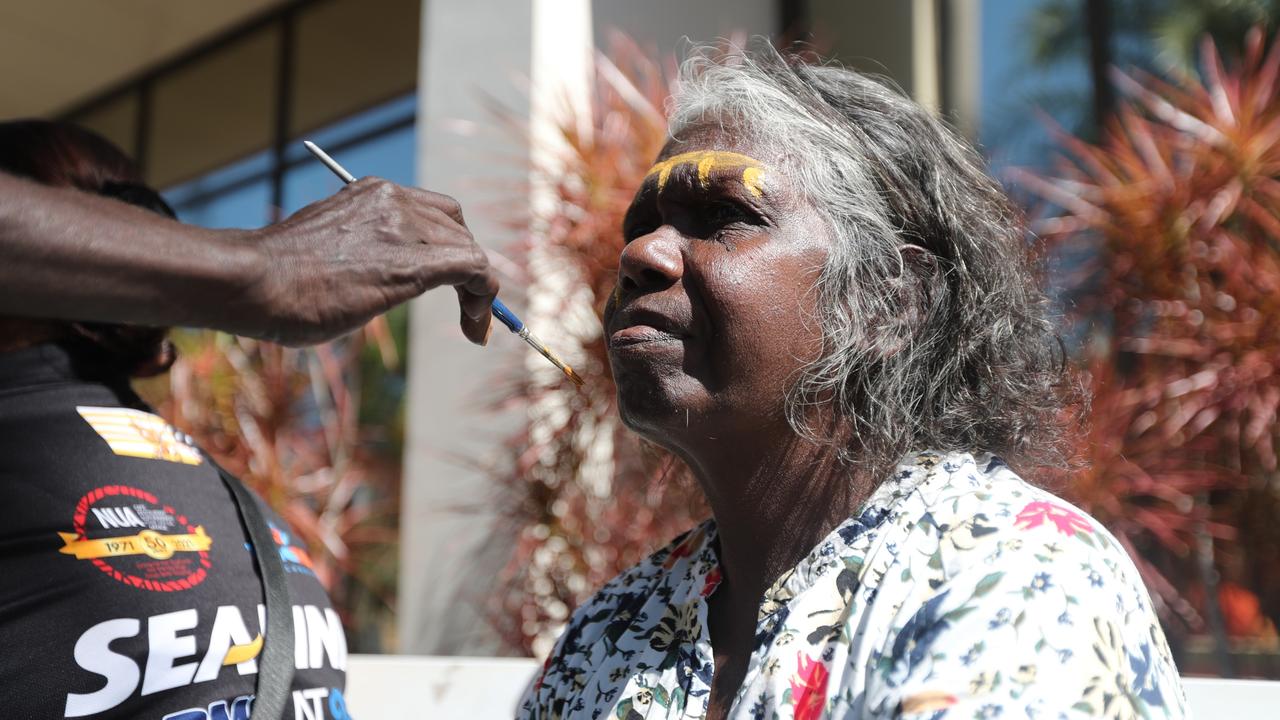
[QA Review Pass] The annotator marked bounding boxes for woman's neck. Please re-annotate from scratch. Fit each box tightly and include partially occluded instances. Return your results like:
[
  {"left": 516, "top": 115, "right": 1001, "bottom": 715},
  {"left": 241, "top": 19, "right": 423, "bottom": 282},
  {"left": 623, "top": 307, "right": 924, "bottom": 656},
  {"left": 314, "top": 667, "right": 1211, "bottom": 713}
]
[{"left": 681, "top": 433, "right": 876, "bottom": 611}]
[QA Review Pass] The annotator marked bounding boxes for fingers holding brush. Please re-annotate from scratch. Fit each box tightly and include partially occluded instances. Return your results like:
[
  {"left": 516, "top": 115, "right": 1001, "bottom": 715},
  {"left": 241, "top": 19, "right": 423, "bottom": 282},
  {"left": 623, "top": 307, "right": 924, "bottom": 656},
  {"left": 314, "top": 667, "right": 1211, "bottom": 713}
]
[
  {"left": 457, "top": 272, "right": 497, "bottom": 346},
  {"left": 301, "top": 143, "right": 583, "bottom": 384},
  {"left": 243, "top": 177, "right": 500, "bottom": 345},
  {"left": 400, "top": 186, "right": 499, "bottom": 346}
]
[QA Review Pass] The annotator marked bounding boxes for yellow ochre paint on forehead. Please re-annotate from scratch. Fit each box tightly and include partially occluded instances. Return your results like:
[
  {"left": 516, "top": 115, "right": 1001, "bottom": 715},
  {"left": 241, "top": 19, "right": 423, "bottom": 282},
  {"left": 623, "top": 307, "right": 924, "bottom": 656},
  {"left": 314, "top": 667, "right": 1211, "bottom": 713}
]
[{"left": 645, "top": 150, "right": 766, "bottom": 197}]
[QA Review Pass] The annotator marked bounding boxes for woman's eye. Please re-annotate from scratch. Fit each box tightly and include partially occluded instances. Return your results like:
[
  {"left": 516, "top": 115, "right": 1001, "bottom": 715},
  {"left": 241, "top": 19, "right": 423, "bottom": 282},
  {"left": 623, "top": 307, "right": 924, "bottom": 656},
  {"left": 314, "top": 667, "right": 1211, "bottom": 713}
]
[{"left": 707, "top": 202, "right": 748, "bottom": 225}]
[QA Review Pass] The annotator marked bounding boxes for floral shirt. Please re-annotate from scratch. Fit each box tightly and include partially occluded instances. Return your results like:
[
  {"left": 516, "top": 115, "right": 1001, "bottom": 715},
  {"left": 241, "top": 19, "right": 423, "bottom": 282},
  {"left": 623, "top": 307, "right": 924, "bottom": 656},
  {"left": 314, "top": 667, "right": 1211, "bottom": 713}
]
[{"left": 519, "top": 451, "right": 1189, "bottom": 719}]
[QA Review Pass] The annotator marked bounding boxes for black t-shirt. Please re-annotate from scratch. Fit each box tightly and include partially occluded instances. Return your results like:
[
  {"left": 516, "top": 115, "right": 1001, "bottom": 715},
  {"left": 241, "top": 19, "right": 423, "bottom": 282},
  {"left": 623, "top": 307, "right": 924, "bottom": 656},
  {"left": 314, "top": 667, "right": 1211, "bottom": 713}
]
[{"left": 0, "top": 344, "right": 351, "bottom": 719}]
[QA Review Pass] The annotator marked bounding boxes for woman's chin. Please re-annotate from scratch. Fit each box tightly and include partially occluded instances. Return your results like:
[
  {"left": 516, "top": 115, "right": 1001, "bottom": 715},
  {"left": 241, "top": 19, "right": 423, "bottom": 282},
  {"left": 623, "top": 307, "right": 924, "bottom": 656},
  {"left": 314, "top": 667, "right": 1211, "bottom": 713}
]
[{"left": 616, "top": 383, "right": 703, "bottom": 439}]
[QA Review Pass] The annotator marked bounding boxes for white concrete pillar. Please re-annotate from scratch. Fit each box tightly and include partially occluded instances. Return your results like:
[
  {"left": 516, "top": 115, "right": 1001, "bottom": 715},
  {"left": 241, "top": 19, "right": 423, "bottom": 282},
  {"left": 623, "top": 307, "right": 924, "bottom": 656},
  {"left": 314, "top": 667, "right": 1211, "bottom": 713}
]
[
  {"left": 945, "top": 0, "right": 982, "bottom": 140},
  {"left": 401, "top": 0, "right": 593, "bottom": 656},
  {"left": 911, "top": 0, "right": 941, "bottom": 111}
]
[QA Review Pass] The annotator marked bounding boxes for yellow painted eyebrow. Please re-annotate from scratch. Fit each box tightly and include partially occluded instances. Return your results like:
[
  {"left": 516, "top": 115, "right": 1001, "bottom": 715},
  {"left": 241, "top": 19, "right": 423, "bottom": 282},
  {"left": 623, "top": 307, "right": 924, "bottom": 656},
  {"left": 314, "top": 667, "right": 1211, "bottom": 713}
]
[{"left": 644, "top": 150, "right": 766, "bottom": 197}]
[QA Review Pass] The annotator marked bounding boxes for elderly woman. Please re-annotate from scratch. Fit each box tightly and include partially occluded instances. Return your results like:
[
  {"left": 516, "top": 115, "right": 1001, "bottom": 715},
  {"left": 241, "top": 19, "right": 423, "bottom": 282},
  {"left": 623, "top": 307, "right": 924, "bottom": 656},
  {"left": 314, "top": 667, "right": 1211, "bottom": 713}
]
[{"left": 519, "top": 48, "right": 1187, "bottom": 719}]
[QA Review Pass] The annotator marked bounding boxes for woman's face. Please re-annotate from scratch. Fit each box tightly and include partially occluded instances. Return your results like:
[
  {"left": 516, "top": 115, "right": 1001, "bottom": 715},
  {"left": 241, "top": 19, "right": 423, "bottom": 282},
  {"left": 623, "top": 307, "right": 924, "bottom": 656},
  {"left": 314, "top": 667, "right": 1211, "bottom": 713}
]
[{"left": 604, "top": 125, "right": 834, "bottom": 452}]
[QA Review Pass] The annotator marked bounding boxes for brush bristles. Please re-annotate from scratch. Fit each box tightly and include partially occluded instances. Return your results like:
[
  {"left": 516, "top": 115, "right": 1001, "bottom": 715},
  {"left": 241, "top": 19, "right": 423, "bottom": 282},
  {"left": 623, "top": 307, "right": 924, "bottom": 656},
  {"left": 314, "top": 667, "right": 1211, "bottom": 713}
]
[
  {"left": 562, "top": 365, "right": 586, "bottom": 387},
  {"left": 543, "top": 349, "right": 585, "bottom": 387},
  {"left": 523, "top": 332, "right": 586, "bottom": 388}
]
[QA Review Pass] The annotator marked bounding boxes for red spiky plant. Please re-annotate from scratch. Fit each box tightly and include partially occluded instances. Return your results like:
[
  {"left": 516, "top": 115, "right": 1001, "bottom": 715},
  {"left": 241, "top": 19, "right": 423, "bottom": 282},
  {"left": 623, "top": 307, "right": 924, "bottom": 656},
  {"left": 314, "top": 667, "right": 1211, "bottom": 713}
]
[
  {"left": 141, "top": 315, "right": 405, "bottom": 651},
  {"left": 484, "top": 36, "right": 708, "bottom": 656},
  {"left": 1020, "top": 29, "right": 1280, "bottom": 652}
]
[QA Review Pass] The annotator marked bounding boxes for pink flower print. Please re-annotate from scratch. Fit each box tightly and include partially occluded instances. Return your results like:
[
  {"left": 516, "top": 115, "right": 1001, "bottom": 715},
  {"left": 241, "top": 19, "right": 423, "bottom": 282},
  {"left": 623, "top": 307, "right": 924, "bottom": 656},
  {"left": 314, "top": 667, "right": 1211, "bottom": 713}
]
[
  {"left": 1015, "top": 501, "right": 1092, "bottom": 536},
  {"left": 790, "top": 652, "right": 831, "bottom": 720},
  {"left": 701, "top": 567, "right": 722, "bottom": 597}
]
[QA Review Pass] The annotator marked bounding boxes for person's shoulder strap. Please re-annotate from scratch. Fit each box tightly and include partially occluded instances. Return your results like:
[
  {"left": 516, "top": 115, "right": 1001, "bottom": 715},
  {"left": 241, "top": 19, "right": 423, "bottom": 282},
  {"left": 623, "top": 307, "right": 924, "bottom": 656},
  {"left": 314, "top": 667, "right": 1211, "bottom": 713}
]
[{"left": 207, "top": 455, "right": 295, "bottom": 719}]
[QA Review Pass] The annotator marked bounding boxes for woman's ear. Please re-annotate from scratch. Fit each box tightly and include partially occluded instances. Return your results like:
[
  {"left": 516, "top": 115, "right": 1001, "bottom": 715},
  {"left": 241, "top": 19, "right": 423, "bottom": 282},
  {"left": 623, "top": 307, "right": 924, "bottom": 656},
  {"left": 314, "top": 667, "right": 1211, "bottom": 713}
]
[
  {"left": 873, "top": 244, "right": 938, "bottom": 359},
  {"left": 895, "top": 243, "right": 936, "bottom": 280}
]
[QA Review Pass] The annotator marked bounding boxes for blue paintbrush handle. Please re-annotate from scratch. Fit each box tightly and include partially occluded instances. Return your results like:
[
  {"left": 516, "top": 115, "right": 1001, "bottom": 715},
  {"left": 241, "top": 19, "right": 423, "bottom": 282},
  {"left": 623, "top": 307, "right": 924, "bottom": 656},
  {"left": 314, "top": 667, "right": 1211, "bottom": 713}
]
[{"left": 490, "top": 298, "right": 524, "bottom": 333}]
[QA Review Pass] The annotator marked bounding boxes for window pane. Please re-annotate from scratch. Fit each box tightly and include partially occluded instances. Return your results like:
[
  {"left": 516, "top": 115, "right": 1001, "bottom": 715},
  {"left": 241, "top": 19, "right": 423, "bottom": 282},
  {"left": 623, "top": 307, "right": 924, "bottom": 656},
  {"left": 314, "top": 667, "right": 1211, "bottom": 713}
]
[
  {"left": 291, "top": 0, "right": 419, "bottom": 137},
  {"left": 284, "top": 93, "right": 416, "bottom": 164},
  {"left": 283, "top": 121, "right": 414, "bottom": 215},
  {"left": 70, "top": 93, "right": 139, "bottom": 160},
  {"left": 163, "top": 149, "right": 273, "bottom": 207},
  {"left": 167, "top": 179, "right": 272, "bottom": 230},
  {"left": 148, "top": 26, "right": 279, "bottom": 188},
  {"left": 980, "top": 0, "right": 1089, "bottom": 172}
]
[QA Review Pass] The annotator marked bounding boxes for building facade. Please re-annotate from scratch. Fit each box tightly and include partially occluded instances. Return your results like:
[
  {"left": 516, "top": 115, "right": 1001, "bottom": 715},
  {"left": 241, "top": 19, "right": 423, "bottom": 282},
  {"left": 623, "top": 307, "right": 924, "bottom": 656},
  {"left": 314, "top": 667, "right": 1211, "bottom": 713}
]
[{"left": 4, "top": 0, "right": 997, "bottom": 656}]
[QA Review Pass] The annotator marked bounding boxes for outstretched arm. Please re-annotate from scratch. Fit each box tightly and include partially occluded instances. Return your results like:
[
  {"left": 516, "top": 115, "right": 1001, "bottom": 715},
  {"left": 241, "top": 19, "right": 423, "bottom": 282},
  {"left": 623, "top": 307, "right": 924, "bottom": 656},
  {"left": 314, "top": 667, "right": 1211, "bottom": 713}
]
[{"left": 0, "top": 172, "right": 497, "bottom": 346}]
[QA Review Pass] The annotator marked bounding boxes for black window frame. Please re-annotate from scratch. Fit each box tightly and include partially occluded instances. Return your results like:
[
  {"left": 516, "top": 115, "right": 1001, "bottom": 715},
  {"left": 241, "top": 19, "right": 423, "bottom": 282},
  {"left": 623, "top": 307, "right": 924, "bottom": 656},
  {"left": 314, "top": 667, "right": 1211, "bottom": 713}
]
[{"left": 58, "top": 0, "right": 417, "bottom": 218}]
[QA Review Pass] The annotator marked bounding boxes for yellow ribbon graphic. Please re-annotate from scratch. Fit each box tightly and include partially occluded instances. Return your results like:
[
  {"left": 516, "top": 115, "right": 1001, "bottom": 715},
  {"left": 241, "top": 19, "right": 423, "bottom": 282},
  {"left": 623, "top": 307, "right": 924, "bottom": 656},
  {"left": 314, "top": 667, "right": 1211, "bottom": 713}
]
[
  {"left": 58, "top": 527, "right": 212, "bottom": 560},
  {"left": 223, "top": 635, "right": 264, "bottom": 665}
]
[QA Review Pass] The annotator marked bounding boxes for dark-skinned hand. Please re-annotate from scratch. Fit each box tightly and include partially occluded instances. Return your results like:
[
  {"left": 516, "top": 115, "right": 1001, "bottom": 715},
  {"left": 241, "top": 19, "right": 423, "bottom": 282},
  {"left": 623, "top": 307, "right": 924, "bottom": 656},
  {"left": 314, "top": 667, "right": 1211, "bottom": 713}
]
[
  {"left": 239, "top": 177, "right": 498, "bottom": 346},
  {"left": 1, "top": 171, "right": 498, "bottom": 346}
]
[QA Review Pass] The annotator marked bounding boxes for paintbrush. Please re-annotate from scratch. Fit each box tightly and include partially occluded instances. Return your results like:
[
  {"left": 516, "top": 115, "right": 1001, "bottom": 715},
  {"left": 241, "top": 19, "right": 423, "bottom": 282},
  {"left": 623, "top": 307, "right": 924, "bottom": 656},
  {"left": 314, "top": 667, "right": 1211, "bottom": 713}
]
[{"left": 302, "top": 140, "right": 585, "bottom": 387}]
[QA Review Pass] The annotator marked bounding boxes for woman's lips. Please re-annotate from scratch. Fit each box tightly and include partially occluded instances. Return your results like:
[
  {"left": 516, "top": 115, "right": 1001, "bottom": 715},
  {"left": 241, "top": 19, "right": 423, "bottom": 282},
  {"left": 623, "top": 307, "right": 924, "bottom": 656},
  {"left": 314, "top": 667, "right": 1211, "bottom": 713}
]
[{"left": 609, "top": 325, "right": 686, "bottom": 350}]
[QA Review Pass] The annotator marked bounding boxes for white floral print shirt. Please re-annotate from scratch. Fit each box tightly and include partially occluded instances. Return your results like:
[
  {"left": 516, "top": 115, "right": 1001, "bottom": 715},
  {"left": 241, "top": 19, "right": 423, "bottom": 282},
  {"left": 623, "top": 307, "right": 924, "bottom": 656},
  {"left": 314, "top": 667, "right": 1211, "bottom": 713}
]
[{"left": 519, "top": 451, "right": 1189, "bottom": 719}]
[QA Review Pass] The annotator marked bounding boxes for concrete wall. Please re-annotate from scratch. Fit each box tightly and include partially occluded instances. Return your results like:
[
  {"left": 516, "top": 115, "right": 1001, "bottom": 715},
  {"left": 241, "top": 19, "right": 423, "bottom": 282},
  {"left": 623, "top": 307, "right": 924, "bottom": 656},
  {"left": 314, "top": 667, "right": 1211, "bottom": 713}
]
[
  {"left": 401, "top": 0, "right": 543, "bottom": 656},
  {"left": 402, "top": 0, "right": 596, "bottom": 655},
  {"left": 593, "top": 0, "right": 776, "bottom": 53}
]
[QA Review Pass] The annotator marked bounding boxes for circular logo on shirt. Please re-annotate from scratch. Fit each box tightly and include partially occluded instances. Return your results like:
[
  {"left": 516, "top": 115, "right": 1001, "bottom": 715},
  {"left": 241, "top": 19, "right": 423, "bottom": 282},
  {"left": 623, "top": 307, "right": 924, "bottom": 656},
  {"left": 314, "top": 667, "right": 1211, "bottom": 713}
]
[{"left": 57, "top": 484, "right": 212, "bottom": 592}]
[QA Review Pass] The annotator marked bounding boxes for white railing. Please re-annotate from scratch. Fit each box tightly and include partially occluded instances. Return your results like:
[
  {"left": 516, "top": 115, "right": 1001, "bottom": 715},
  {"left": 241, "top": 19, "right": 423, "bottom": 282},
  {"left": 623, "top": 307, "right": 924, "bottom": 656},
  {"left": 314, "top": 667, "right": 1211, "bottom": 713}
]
[
  {"left": 346, "top": 654, "right": 1280, "bottom": 718},
  {"left": 346, "top": 654, "right": 538, "bottom": 717},
  {"left": 1181, "top": 677, "right": 1280, "bottom": 717}
]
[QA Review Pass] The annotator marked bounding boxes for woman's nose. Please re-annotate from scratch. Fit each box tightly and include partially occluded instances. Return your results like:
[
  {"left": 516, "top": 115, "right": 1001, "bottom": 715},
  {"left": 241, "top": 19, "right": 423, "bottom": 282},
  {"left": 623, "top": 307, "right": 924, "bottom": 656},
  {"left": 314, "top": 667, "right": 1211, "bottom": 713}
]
[{"left": 618, "top": 230, "right": 683, "bottom": 295}]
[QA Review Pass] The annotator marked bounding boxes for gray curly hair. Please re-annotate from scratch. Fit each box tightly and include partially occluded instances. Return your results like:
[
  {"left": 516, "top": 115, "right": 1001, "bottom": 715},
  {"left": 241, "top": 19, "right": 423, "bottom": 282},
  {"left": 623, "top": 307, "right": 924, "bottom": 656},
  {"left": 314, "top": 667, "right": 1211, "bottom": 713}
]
[{"left": 667, "top": 43, "right": 1069, "bottom": 470}]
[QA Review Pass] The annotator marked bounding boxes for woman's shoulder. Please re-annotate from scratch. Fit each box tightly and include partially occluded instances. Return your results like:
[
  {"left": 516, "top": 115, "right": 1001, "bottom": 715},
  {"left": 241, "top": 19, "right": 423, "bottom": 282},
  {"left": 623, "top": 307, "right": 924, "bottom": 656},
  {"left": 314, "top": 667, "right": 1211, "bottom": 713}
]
[
  {"left": 866, "top": 450, "right": 1160, "bottom": 630},
  {"left": 877, "top": 450, "right": 1174, "bottom": 661},
  {"left": 901, "top": 452, "right": 1130, "bottom": 572},
  {"left": 520, "top": 520, "right": 716, "bottom": 713},
  {"left": 859, "top": 453, "right": 1188, "bottom": 718},
  {"left": 560, "top": 520, "right": 714, "bottom": 648}
]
